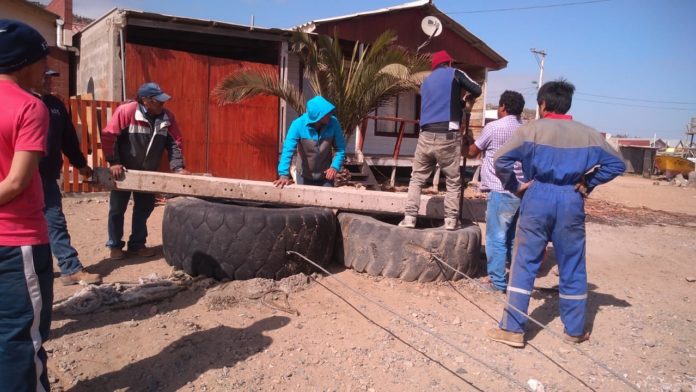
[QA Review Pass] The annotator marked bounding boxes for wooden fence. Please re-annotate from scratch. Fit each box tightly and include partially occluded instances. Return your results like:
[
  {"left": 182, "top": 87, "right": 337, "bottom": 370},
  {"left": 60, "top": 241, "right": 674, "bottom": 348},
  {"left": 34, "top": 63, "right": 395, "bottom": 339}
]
[{"left": 63, "top": 97, "right": 122, "bottom": 193}]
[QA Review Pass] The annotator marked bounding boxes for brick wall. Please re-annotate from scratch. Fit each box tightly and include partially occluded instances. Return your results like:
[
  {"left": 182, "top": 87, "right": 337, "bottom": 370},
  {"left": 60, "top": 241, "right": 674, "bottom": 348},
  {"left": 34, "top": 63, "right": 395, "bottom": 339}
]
[
  {"left": 46, "top": 0, "right": 73, "bottom": 29},
  {"left": 48, "top": 47, "right": 70, "bottom": 100},
  {"left": 46, "top": 0, "right": 73, "bottom": 99}
]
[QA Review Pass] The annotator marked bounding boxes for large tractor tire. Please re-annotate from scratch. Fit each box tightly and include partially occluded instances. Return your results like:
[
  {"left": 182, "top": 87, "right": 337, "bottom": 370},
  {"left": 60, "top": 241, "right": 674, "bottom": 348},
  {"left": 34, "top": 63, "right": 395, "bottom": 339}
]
[
  {"left": 162, "top": 197, "right": 336, "bottom": 280},
  {"left": 336, "top": 213, "right": 483, "bottom": 282}
]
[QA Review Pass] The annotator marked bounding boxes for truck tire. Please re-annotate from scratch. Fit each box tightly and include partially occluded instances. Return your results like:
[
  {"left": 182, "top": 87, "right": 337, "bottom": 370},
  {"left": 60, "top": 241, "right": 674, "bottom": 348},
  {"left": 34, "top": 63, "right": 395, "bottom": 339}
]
[
  {"left": 162, "top": 197, "right": 337, "bottom": 280},
  {"left": 336, "top": 213, "right": 483, "bottom": 282}
]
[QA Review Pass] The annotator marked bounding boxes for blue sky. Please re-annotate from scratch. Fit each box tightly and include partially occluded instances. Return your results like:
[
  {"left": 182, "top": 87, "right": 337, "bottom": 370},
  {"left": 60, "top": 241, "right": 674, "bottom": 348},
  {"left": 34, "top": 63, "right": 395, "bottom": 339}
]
[{"left": 56, "top": 0, "right": 696, "bottom": 140}]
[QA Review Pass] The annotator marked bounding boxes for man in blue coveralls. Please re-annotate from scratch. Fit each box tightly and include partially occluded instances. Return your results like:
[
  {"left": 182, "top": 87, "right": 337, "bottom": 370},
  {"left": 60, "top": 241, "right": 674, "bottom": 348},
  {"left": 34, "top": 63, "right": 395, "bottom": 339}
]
[
  {"left": 274, "top": 96, "right": 346, "bottom": 188},
  {"left": 487, "top": 80, "right": 626, "bottom": 348}
]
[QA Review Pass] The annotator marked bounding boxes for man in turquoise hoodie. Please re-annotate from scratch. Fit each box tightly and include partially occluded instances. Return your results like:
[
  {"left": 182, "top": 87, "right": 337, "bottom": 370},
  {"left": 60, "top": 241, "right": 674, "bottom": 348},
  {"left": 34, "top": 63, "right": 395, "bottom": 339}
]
[{"left": 274, "top": 96, "right": 346, "bottom": 188}]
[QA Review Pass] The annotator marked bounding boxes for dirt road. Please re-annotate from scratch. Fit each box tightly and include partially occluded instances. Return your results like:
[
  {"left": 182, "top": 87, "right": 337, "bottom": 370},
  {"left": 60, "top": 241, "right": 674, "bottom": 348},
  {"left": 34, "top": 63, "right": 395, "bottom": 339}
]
[{"left": 48, "top": 175, "right": 696, "bottom": 391}]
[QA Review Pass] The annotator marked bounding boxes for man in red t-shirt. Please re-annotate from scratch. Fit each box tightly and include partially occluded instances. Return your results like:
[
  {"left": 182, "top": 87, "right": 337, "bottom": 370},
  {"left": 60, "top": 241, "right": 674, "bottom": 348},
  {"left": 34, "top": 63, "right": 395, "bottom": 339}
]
[{"left": 0, "top": 19, "right": 53, "bottom": 391}]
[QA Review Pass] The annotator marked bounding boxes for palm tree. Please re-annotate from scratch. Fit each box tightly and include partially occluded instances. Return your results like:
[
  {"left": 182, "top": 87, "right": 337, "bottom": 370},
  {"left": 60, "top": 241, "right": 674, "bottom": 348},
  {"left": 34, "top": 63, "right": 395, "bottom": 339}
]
[{"left": 213, "top": 30, "right": 429, "bottom": 140}]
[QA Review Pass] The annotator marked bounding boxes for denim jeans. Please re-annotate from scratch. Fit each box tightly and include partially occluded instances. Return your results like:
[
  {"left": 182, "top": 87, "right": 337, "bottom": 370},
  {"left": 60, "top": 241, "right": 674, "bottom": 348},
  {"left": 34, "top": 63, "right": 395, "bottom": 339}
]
[
  {"left": 43, "top": 178, "right": 83, "bottom": 276},
  {"left": 485, "top": 191, "right": 520, "bottom": 291},
  {"left": 295, "top": 176, "right": 334, "bottom": 187},
  {"left": 404, "top": 131, "right": 462, "bottom": 219},
  {"left": 106, "top": 190, "right": 156, "bottom": 251}
]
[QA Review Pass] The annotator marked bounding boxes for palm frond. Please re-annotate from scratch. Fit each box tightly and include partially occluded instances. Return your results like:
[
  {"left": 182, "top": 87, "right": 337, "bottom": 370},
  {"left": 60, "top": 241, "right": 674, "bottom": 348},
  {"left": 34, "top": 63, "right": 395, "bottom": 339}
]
[
  {"left": 213, "top": 29, "right": 429, "bottom": 140},
  {"left": 213, "top": 68, "right": 306, "bottom": 114}
]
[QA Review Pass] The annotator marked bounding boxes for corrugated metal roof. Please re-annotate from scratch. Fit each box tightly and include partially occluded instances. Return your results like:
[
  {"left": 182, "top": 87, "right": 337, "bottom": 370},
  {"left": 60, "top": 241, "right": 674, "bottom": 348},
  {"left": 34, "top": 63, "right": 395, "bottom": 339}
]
[
  {"left": 296, "top": 0, "right": 431, "bottom": 29},
  {"left": 77, "top": 8, "right": 295, "bottom": 38}
]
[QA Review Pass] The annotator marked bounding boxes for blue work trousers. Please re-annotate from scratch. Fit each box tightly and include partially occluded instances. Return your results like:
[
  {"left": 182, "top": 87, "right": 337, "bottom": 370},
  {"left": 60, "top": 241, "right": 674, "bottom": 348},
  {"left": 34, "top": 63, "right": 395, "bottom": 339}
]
[
  {"left": 43, "top": 178, "right": 83, "bottom": 276},
  {"left": 106, "top": 190, "right": 156, "bottom": 251},
  {"left": 485, "top": 191, "right": 520, "bottom": 292},
  {"left": 500, "top": 182, "right": 588, "bottom": 337},
  {"left": 0, "top": 244, "right": 53, "bottom": 392}
]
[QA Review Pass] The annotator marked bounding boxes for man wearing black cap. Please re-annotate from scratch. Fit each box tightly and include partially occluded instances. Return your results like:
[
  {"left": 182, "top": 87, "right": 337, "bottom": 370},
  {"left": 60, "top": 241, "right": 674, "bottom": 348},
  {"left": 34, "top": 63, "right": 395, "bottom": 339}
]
[
  {"left": 35, "top": 70, "right": 102, "bottom": 286},
  {"left": 101, "top": 82, "right": 189, "bottom": 260},
  {"left": 0, "top": 18, "right": 54, "bottom": 392}
]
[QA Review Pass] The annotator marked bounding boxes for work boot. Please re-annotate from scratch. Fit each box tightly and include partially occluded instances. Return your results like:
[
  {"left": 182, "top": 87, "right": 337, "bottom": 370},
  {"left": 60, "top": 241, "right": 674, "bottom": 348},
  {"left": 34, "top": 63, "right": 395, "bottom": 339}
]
[
  {"left": 487, "top": 328, "right": 525, "bottom": 348},
  {"left": 110, "top": 248, "right": 125, "bottom": 260},
  {"left": 60, "top": 270, "right": 102, "bottom": 286},
  {"left": 563, "top": 331, "right": 590, "bottom": 344},
  {"left": 128, "top": 247, "right": 156, "bottom": 258},
  {"left": 398, "top": 215, "right": 416, "bottom": 228},
  {"left": 444, "top": 218, "right": 460, "bottom": 231},
  {"left": 487, "top": 283, "right": 506, "bottom": 295}
]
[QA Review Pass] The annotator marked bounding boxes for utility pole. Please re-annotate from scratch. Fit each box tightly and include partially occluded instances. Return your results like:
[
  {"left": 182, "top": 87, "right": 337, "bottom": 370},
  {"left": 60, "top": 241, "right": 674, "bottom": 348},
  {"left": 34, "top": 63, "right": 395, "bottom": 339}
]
[{"left": 531, "top": 48, "right": 547, "bottom": 119}]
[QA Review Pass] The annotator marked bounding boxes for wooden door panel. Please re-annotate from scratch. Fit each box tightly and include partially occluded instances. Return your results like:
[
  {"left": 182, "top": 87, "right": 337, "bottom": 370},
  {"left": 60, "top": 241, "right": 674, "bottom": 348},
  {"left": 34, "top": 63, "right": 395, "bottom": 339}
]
[
  {"left": 125, "top": 43, "right": 208, "bottom": 174},
  {"left": 207, "top": 58, "right": 279, "bottom": 180}
]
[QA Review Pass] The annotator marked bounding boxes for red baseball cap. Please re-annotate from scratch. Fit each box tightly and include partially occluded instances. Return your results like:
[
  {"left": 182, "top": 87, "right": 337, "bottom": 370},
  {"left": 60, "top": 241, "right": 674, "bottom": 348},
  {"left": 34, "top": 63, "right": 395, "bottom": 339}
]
[{"left": 431, "top": 50, "right": 454, "bottom": 70}]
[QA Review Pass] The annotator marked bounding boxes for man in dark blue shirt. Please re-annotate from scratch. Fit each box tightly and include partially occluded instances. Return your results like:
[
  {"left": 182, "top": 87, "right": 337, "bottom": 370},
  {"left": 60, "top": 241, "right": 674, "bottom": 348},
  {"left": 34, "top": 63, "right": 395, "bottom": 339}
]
[
  {"left": 37, "top": 70, "right": 101, "bottom": 286},
  {"left": 400, "top": 50, "right": 481, "bottom": 230}
]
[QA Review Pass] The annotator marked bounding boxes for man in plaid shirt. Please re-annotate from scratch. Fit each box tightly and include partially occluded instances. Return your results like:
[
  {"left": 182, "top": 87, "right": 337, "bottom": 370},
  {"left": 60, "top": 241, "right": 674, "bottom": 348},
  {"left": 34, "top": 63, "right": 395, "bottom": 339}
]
[{"left": 468, "top": 90, "right": 526, "bottom": 293}]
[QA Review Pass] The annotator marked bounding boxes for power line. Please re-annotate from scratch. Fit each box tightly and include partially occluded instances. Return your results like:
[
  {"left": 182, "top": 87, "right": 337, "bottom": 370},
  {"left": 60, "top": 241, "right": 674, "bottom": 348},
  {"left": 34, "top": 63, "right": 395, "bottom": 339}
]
[
  {"left": 446, "top": 0, "right": 611, "bottom": 15},
  {"left": 576, "top": 92, "right": 696, "bottom": 105},
  {"left": 574, "top": 97, "right": 696, "bottom": 111}
]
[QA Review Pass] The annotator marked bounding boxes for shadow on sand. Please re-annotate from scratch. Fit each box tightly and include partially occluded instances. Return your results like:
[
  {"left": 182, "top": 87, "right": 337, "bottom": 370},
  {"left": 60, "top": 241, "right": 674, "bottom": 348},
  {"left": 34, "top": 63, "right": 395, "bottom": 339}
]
[
  {"left": 527, "top": 284, "right": 631, "bottom": 341},
  {"left": 69, "top": 316, "right": 290, "bottom": 392}
]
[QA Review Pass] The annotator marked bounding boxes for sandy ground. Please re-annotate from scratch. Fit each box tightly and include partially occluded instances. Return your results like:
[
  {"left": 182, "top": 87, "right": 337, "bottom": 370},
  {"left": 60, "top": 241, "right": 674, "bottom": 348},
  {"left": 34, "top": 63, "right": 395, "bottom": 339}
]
[{"left": 47, "top": 175, "right": 696, "bottom": 392}]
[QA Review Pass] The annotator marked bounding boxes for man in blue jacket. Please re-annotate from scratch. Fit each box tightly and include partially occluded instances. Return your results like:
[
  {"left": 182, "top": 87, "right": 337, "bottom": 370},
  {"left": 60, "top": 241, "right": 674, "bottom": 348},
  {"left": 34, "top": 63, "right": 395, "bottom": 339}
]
[
  {"left": 400, "top": 50, "right": 481, "bottom": 230},
  {"left": 487, "top": 80, "right": 626, "bottom": 348},
  {"left": 37, "top": 70, "right": 102, "bottom": 286},
  {"left": 274, "top": 96, "right": 346, "bottom": 188}
]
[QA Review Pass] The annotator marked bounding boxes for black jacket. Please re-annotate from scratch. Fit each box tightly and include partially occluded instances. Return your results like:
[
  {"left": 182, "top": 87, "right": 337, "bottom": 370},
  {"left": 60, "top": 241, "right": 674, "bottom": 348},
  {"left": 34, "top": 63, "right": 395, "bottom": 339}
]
[{"left": 39, "top": 95, "right": 87, "bottom": 180}]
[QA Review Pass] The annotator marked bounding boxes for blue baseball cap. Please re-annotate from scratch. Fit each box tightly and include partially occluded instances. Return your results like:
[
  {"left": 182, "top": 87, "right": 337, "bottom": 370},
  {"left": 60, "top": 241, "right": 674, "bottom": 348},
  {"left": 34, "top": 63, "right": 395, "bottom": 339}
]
[
  {"left": 136, "top": 82, "right": 171, "bottom": 102},
  {"left": 0, "top": 19, "right": 49, "bottom": 73}
]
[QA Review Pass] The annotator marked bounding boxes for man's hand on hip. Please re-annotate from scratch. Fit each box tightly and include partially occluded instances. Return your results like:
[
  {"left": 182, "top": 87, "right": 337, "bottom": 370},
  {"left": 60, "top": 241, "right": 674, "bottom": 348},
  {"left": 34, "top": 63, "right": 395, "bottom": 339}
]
[
  {"left": 324, "top": 168, "right": 338, "bottom": 180},
  {"left": 575, "top": 179, "right": 589, "bottom": 198},
  {"left": 515, "top": 180, "right": 533, "bottom": 198},
  {"left": 109, "top": 164, "right": 125, "bottom": 181},
  {"left": 273, "top": 176, "right": 293, "bottom": 188}
]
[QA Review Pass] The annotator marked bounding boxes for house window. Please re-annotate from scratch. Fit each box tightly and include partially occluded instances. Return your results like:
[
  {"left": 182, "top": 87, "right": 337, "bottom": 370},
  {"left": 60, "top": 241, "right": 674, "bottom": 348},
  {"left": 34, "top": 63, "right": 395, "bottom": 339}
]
[{"left": 373, "top": 92, "right": 420, "bottom": 138}]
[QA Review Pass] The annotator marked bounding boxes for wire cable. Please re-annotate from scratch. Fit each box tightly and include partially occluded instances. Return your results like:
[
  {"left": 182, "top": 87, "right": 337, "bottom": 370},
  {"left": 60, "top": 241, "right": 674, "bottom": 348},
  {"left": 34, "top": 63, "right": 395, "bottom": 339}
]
[
  {"left": 287, "top": 250, "right": 529, "bottom": 391},
  {"left": 446, "top": 0, "right": 611, "bottom": 15},
  {"left": 432, "top": 259, "right": 598, "bottom": 392},
  {"left": 311, "top": 278, "right": 486, "bottom": 392},
  {"left": 577, "top": 92, "right": 696, "bottom": 105},
  {"left": 431, "top": 255, "right": 641, "bottom": 392},
  {"left": 575, "top": 97, "right": 696, "bottom": 111}
]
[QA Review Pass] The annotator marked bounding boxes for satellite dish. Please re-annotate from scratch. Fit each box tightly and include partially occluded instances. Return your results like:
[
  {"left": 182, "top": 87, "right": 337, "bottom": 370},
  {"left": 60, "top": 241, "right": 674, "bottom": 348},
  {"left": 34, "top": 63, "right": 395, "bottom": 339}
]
[{"left": 421, "top": 16, "right": 442, "bottom": 38}]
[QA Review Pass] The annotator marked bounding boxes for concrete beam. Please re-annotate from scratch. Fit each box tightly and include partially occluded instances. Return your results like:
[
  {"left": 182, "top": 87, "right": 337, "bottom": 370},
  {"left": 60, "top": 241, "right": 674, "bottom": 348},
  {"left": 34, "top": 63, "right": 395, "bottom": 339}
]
[{"left": 92, "top": 168, "right": 485, "bottom": 221}]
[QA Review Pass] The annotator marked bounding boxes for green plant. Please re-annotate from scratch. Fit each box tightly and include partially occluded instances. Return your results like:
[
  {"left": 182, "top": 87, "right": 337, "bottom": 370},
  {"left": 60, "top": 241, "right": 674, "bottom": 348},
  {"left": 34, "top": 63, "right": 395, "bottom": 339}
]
[{"left": 213, "top": 30, "right": 429, "bottom": 140}]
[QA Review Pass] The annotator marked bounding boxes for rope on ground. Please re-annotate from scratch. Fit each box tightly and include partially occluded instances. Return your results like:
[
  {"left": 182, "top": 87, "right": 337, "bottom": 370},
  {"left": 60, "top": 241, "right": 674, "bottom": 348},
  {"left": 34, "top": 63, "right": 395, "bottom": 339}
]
[
  {"left": 287, "top": 250, "right": 529, "bottom": 391},
  {"left": 52, "top": 274, "right": 186, "bottom": 316},
  {"left": 431, "top": 255, "right": 641, "bottom": 392}
]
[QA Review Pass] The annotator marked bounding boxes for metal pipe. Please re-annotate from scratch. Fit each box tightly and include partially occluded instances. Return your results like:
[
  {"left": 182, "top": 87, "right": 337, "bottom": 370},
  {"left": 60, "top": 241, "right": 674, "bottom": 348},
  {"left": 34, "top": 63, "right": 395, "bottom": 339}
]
[
  {"left": 119, "top": 27, "right": 126, "bottom": 101},
  {"left": 56, "top": 19, "right": 80, "bottom": 55}
]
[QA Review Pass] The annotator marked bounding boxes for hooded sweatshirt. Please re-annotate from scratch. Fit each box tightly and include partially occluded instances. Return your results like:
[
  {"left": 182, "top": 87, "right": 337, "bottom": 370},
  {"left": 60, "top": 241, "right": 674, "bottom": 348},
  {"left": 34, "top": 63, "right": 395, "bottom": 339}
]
[{"left": 277, "top": 96, "right": 346, "bottom": 179}]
